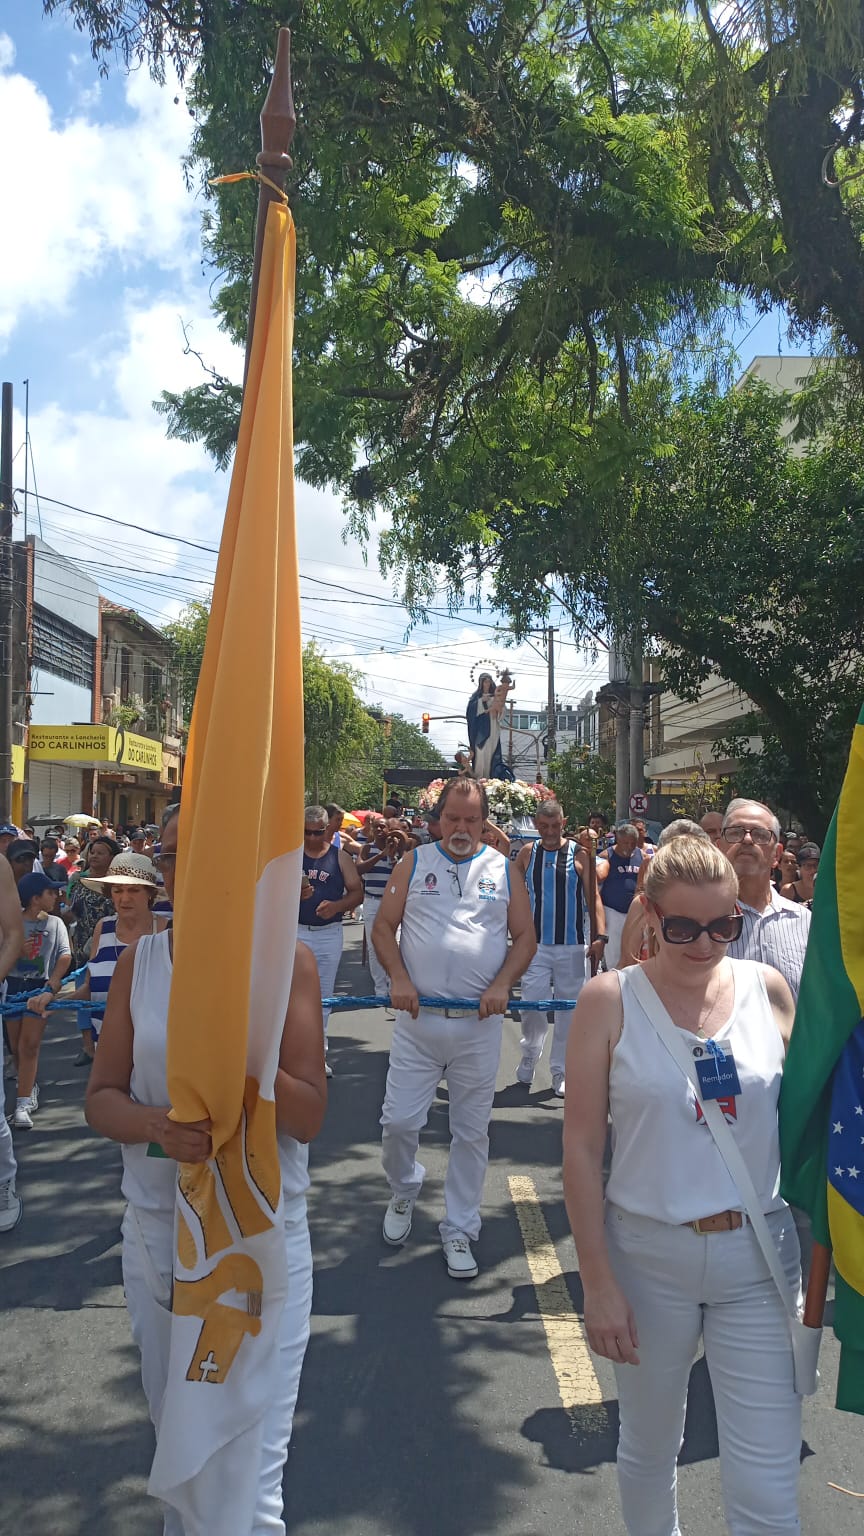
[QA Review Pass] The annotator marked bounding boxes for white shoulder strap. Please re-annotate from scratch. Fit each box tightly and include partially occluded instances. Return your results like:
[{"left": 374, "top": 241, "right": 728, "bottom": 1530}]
[{"left": 625, "top": 965, "right": 798, "bottom": 1323}]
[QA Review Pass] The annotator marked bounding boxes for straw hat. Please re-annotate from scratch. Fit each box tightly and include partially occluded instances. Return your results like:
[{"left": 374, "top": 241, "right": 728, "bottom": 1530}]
[{"left": 82, "top": 852, "right": 159, "bottom": 891}]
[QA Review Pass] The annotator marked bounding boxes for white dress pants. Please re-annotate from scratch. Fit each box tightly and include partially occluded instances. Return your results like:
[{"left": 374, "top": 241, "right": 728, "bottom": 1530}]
[
  {"left": 519, "top": 944, "right": 588, "bottom": 1077},
  {"left": 362, "top": 895, "right": 390, "bottom": 999},
  {"left": 605, "top": 1202, "right": 802, "bottom": 1536},
  {"left": 122, "top": 1201, "right": 314, "bottom": 1536},
  {"left": 603, "top": 905, "right": 629, "bottom": 969},
  {"left": 298, "top": 922, "right": 343, "bottom": 1040},
  {"left": 380, "top": 1007, "right": 503, "bottom": 1242}
]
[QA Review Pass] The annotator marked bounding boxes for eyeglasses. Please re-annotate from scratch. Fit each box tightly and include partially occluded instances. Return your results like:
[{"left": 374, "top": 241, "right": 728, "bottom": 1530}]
[
  {"left": 304, "top": 827, "right": 326, "bottom": 837},
  {"left": 153, "top": 852, "right": 176, "bottom": 869},
  {"left": 655, "top": 907, "right": 744, "bottom": 945},
  {"left": 721, "top": 825, "right": 775, "bottom": 845},
  {"left": 447, "top": 866, "right": 463, "bottom": 898}
]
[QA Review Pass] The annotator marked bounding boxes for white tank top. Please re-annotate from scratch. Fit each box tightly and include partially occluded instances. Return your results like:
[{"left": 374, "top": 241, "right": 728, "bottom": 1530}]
[
  {"left": 605, "top": 959, "right": 785, "bottom": 1224},
  {"left": 124, "top": 931, "right": 309, "bottom": 1220},
  {"left": 398, "top": 843, "right": 510, "bottom": 1001}
]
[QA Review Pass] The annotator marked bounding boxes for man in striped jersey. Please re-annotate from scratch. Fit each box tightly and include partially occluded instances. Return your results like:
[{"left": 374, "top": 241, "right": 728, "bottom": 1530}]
[{"left": 515, "top": 800, "right": 606, "bottom": 1096}]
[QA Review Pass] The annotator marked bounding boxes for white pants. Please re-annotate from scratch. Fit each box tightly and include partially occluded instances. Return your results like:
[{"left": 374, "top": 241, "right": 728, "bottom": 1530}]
[
  {"left": 122, "top": 1201, "right": 314, "bottom": 1536},
  {"left": 605, "top": 1202, "right": 802, "bottom": 1536},
  {"left": 380, "top": 1007, "right": 503, "bottom": 1242},
  {"left": 603, "top": 905, "right": 629, "bottom": 969},
  {"left": 299, "top": 922, "right": 343, "bottom": 1040},
  {"left": 362, "top": 895, "right": 390, "bottom": 999},
  {"left": 519, "top": 944, "right": 588, "bottom": 1077}
]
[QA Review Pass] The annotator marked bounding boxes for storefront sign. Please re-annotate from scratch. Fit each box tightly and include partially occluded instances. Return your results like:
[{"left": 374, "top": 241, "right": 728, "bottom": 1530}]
[{"left": 28, "top": 725, "right": 162, "bottom": 774}]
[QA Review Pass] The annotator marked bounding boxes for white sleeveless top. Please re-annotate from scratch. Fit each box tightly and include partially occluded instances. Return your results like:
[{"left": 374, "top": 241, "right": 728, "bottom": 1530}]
[
  {"left": 398, "top": 842, "right": 510, "bottom": 1002},
  {"left": 124, "top": 931, "right": 309, "bottom": 1220},
  {"left": 605, "top": 959, "right": 786, "bottom": 1224}
]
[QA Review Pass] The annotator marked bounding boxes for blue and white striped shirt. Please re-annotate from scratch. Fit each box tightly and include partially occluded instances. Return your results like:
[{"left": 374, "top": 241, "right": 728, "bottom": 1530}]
[
  {"left": 726, "top": 888, "right": 811, "bottom": 999},
  {"left": 525, "top": 841, "right": 586, "bottom": 947}
]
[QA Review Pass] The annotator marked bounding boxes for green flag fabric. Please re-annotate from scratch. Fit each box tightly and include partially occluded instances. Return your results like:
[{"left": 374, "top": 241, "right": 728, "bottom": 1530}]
[{"left": 779, "top": 703, "right": 864, "bottom": 1415}]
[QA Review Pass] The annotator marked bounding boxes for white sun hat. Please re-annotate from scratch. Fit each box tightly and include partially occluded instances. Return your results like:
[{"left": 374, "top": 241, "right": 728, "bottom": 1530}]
[{"left": 81, "top": 852, "right": 159, "bottom": 891}]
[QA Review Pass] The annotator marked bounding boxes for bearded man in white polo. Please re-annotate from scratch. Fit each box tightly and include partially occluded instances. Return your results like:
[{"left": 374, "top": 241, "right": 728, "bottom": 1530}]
[{"left": 372, "top": 776, "right": 536, "bottom": 1279}]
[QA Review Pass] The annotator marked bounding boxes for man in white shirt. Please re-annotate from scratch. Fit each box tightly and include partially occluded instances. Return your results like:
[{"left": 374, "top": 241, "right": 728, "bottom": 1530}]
[
  {"left": 372, "top": 777, "right": 536, "bottom": 1279},
  {"left": 719, "top": 798, "right": 811, "bottom": 999}
]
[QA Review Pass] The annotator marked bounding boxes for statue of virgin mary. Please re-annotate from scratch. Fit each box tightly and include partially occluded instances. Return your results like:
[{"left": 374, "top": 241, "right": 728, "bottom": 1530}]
[{"left": 466, "top": 672, "right": 514, "bottom": 780}]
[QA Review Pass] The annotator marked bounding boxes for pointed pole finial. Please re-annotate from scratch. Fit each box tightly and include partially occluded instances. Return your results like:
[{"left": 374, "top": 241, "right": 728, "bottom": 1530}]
[{"left": 244, "top": 28, "right": 296, "bottom": 380}]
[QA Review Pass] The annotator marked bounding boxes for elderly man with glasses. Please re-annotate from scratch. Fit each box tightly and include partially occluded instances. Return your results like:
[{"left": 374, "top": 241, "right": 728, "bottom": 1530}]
[
  {"left": 299, "top": 804, "right": 362, "bottom": 1077},
  {"left": 719, "top": 798, "right": 811, "bottom": 999},
  {"left": 371, "top": 776, "right": 536, "bottom": 1279}
]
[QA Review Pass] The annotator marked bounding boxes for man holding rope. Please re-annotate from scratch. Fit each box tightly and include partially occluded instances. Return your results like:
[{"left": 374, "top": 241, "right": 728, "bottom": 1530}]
[
  {"left": 514, "top": 799, "right": 606, "bottom": 1097},
  {"left": 372, "top": 776, "right": 535, "bottom": 1279}
]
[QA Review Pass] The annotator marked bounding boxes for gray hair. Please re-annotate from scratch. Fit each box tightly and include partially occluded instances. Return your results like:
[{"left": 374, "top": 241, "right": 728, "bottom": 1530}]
[
  {"left": 722, "top": 797, "right": 780, "bottom": 840},
  {"left": 304, "top": 803, "right": 328, "bottom": 827},
  {"left": 658, "top": 819, "right": 709, "bottom": 846},
  {"left": 615, "top": 823, "right": 639, "bottom": 839},
  {"left": 535, "top": 799, "right": 565, "bottom": 820}
]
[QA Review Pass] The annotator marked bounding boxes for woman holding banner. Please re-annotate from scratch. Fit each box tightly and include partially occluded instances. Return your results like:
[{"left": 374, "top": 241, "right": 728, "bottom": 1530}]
[{"left": 86, "top": 805, "right": 327, "bottom": 1535}]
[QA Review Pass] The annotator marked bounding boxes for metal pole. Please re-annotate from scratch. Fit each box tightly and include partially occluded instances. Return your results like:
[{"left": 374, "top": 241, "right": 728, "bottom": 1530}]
[
  {"left": 546, "top": 626, "right": 556, "bottom": 761},
  {"left": 0, "top": 382, "right": 14, "bottom": 820},
  {"left": 508, "top": 699, "right": 513, "bottom": 768},
  {"left": 629, "top": 638, "right": 644, "bottom": 806},
  {"left": 615, "top": 700, "right": 629, "bottom": 822},
  {"left": 22, "top": 378, "right": 28, "bottom": 542}
]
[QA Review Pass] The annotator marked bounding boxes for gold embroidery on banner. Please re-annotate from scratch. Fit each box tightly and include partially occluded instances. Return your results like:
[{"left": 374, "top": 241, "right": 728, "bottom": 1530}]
[
  {"left": 177, "top": 1210, "right": 197, "bottom": 1272},
  {"left": 239, "top": 1075, "right": 281, "bottom": 1214},
  {"left": 175, "top": 1253, "right": 264, "bottom": 1385},
  {"left": 178, "top": 1163, "right": 233, "bottom": 1259}
]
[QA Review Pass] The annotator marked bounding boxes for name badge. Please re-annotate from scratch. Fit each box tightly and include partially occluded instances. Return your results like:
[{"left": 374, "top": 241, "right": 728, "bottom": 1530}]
[{"left": 692, "top": 1040, "right": 742, "bottom": 1101}]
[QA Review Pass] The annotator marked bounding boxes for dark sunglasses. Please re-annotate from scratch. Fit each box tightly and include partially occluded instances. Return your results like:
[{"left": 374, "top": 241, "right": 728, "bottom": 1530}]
[
  {"left": 304, "top": 826, "right": 326, "bottom": 836},
  {"left": 654, "top": 906, "right": 744, "bottom": 946}
]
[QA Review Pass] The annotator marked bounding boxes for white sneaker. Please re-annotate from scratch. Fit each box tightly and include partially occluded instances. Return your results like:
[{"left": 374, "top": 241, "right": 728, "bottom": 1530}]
[
  {"left": 516, "top": 1054, "right": 535, "bottom": 1086},
  {"left": 28, "top": 1083, "right": 39, "bottom": 1114},
  {"left": 12, "top": 1101, "right": 33, "bottom": 1131},
  {"left": 0, "top": 1178, "right": 22, "bottom": 1233},
  {"left": 552, "top": 1072, "right": 566, "bottom": 1098},
  {"left": 382, "top": 1195, "right": 415, "bottom": 1245},
  {"left": 325, "top": 1061, "right": 333, "bottom": 1079},
  {"left": 442, "top": 1236, "right": 478, "bottom": 1279}
]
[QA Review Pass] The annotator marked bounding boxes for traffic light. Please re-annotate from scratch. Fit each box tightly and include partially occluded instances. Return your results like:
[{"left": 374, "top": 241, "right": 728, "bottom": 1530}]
[{"left": 422, "top": 712, "right": 430, "bottom": 734}]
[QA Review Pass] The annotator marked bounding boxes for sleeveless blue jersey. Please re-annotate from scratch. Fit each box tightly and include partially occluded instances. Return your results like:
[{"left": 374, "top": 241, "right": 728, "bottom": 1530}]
[{"left": 525, "top": 841, "right": 586, "bottom": 946}]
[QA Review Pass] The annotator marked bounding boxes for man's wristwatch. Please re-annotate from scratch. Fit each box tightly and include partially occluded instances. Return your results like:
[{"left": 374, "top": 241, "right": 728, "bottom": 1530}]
[{"left": 595, "top": 935, "right": 609, "bottom": 945}]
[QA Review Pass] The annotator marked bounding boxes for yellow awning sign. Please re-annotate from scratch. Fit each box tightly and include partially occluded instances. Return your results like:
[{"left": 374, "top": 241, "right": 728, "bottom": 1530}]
[
  {"left": 11, "top": 745, "right": 25, "bottom": 784},
  {"left": 28, "top": 725, "right": 162, "bottom": 773}
]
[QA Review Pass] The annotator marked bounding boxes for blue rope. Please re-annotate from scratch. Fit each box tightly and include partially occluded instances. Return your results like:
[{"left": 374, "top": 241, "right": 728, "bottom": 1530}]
[
  {"left": 0, "top": 989, "right": 574, "bottom": 1018},
  {"left": 321, "top": 995, "right": 577, "bottom": 1012}
]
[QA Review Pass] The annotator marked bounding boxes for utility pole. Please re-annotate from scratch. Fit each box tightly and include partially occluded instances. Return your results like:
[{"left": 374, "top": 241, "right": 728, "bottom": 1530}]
[
  {"left": 0, "top": 382, "right": 13, "bottom": 820},
  {"left": 546, "top": 625, "right": 556, "bottom": 761},
  {"left": 507, "top": 699, "right": 514, "bottom": 768},
  {"left": 610, "top": 636, "right": 630, "bottom": 822},
  {"left": 629, "top": 636, "right": 644, "bottom": 808}
]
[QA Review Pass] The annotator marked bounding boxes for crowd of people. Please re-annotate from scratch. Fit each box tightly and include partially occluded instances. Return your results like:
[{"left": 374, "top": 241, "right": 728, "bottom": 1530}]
[{"left": 0, "top": 786, "right": 827, "bottom": 1535}]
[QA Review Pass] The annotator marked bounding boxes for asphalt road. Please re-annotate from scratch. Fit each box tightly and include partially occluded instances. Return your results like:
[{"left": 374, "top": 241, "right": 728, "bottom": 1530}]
[{"left": 1, "top": 926, "right": 862, "bottom": 1535}]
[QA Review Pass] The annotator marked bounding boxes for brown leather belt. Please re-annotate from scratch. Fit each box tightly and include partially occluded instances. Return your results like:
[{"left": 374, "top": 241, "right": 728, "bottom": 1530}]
[{"left": 685, "top": 1210, "right": 748, "bottom": 1234}]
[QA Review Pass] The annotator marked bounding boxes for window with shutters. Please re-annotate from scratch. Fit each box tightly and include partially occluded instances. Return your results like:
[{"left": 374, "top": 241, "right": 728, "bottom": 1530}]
[{"left": 31, "top": 605, "right": 95, "bottom": 689}]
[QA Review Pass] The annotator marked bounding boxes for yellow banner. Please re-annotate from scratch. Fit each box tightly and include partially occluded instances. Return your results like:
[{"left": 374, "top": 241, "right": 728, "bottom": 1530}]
[
  {"left": 11, "top": 744, "right": 25, "bottom": 784},
  {"left": 28, "top": 724, "right": 162, "bottom": 773},
  {"left": 29, "top": 725, "right": 113, "bottom": 761}
]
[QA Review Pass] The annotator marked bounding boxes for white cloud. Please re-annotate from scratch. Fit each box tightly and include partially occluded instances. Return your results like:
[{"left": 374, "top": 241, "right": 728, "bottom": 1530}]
[{"left": 0, "top": 44, "right": 199, "bottom": 343}]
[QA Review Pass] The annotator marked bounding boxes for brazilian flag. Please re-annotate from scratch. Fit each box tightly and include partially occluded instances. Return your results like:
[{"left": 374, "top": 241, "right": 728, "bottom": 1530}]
[{"left": 780, "top": 703, "right": 864, "bottom": 1415}]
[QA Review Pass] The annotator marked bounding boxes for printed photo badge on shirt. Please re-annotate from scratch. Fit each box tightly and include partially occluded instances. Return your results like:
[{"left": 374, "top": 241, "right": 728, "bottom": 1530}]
[{"left": 423, "top": 872, "right": 439, "bottom": 893}]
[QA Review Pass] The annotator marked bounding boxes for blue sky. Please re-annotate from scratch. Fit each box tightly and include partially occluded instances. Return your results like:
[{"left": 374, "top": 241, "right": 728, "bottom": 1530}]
[{"left": 2, "top": 10, "right": 818, "bottom": 758}]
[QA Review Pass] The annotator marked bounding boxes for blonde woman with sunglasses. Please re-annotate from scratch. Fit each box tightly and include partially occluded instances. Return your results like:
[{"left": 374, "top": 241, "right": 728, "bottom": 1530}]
[{"left": 563, "top": 836, "right": 802, "bottom": 1536}]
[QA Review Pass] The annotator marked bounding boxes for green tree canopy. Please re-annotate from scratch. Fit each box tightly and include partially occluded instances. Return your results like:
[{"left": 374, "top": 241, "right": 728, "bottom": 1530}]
[
  {"left": 162, "top": 598, "right": 211, "bottom": 728},
  {"left": 549, "top": 743, "right": 616, "bottom": 827},
  {"left": 302, "top": 641, "right": 378, "bottom": 803}
]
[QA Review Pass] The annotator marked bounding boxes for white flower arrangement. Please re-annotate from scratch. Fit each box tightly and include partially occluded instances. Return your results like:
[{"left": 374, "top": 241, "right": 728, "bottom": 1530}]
[{"left": 419, "top": 776, "right": 554, "bottom": 824}]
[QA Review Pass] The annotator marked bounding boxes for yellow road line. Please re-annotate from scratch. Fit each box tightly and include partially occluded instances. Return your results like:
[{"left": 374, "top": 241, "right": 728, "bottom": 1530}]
[{"left": 509, "top": 1173, "right": 607, "bottom": 1433}]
